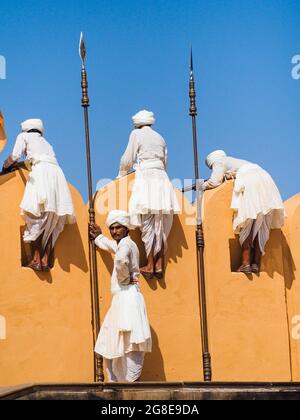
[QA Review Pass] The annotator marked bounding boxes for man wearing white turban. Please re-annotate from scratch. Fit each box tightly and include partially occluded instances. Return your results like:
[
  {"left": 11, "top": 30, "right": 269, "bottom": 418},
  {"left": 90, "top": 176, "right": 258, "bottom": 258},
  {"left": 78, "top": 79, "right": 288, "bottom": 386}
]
[
  {"left": 118, "top": 110, "right": 180, "bottom": 279},
  {"left": 204, "top": 150, "right": 285, "bottom": 274},
  {"left": 2, "top": 119, "right": 75, "bottom": 272},
  {"left": 89, "top": 210, "right": 152, "bottom": 382}
]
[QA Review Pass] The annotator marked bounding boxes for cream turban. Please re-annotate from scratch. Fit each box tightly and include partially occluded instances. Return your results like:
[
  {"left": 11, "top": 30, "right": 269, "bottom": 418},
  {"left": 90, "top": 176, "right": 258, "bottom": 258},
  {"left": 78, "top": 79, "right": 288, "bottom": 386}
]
[
  {"left": 205, "top": 150, "right": 227, "bottom": 169},
  {"left": 106, "top": 210, "right": 134, "bottom": 230},
  {"left": 21, "top": 119, "right": 44, "bottom": 134},
  {"left": 132, "top": 110, "right": 155, "bottom": 128}
]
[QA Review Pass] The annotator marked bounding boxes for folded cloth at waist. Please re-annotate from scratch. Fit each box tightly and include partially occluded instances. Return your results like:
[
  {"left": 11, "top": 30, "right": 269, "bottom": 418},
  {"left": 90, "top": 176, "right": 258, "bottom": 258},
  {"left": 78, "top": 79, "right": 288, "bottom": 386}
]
[
  {"left": 135, "top": 159, "right": 165, "bottom": 171},
  {"left": 30, "top": 154, "right": 58, "bottom": 166}
]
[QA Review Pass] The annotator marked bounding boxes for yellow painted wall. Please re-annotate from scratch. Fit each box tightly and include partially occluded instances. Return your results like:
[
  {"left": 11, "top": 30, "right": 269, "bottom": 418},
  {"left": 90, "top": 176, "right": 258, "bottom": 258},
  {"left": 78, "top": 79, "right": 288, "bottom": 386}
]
[
  {"left": 0, "top": 169, "right": 94, "bottom": 386},
  {"left": 0, "top": 112, "right": 299, "bottom": 384},
  {"left": 202, "top": 181, "right": 291, "bottom": 381},
  {"left": 282, "top": 194, "right": 300, "bottom": 381},
  {"left": 94, "top": 174, "right": 204, "bottom": 381},
  {"left": 94, "top": 175, "right": 296, "bottom": 382}
]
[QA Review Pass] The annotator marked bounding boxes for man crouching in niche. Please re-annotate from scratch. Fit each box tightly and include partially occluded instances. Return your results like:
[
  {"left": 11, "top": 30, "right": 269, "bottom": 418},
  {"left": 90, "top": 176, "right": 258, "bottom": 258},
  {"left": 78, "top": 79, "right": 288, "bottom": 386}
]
[
  {"left": 203, "top": 150, "right": 285, "bottom": 274},
  {"left": 2, "top": 118, "right": 76, "bottom": 272}
]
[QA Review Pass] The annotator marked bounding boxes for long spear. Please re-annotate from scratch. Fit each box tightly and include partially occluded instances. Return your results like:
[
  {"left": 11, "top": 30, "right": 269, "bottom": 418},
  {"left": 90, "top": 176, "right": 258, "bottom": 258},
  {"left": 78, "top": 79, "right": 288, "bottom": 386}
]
[
  {"left": 79, "top": 33, "right": 104, "bottom": 382},
  {"left": 189, "top": 49, "right": 212, "bottom": 381}
]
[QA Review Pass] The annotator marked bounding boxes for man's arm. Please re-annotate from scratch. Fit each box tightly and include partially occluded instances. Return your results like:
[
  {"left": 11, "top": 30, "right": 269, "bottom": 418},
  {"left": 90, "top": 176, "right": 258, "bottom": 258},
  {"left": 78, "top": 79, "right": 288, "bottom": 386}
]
[
  {"left": 118, "top": 131, "right": 138, "bottom": 177},
  {"left": 2, "top": 134, "right": 26, "bottom": 171},
  {"left": 89, "top": 223, "right": 117, "bottom": 254},
  {"left": 203, "top": 161, "right": 226, "bottom": 190}
]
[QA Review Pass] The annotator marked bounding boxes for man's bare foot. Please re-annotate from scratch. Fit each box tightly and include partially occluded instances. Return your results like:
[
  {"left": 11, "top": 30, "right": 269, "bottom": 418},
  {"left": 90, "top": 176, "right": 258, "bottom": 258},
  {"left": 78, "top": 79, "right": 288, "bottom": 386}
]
[
  {"left": 251, "top": 264, "right": 260, "bottom": 274},
  {"left": 155, "top": 270, "right": 164, "bottom": 279},
  {"left": 237, "top": 264, "right": 252, "bottom": 274},
  {"left": 27, "top": 261, "right": 42, "bottom": 272},
  {"left": 140, "top": 266, "right": 154, "bottom": 280}
]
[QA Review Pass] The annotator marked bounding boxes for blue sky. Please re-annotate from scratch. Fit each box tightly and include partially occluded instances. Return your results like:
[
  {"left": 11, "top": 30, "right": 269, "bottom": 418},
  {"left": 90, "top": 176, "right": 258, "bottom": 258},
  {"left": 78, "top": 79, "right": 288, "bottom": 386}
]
[{"left": 0, "top": 0, "right": 299, "bottom": 200}]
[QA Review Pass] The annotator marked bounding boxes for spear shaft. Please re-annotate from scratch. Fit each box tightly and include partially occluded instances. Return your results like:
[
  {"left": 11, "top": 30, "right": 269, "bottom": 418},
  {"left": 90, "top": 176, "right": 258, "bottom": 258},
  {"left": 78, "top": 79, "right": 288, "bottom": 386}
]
[
  {"left": 79, "top": 34, "right": 104, "bottom": 382},
  {"left": 189, "top": 50, "right": 212, "bottom": 382}
]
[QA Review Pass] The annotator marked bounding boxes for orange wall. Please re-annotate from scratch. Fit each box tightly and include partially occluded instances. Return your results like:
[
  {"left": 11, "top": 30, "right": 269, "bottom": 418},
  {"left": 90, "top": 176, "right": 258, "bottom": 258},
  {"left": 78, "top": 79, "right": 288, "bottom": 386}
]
[
  {"left": 93, "top": 175, "right": 296, "bottom": 382},
  {"left": 0, "top": 165, "right": 299, "bottom": 384},
  {"left": 202, "top": 182, "right": 291, "bottom": 381},
  {"left": 282, "top": 194, "right": 300, "bottom": 381},
  {"left": 0, "top": 169, "right": 94, "bottom": 386},
  {"left": 94, "top": 174, "right": 204, "bottom": 381}
]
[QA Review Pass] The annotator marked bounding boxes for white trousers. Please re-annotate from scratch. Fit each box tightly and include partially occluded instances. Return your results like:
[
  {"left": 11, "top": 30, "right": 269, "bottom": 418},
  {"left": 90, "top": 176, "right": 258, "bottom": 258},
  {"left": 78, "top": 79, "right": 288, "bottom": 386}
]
[
  {"left": 239, "top": 211, "right": 273, "bottom": 254},
  {"left": 105, "top": 351, "right": 145, "bottom": 383},
  {"left": 23, "top": 211, "right": 67, "bottom": 251},
  {"left": 140, "top": 214, "right": 173, "bottom": 257}
]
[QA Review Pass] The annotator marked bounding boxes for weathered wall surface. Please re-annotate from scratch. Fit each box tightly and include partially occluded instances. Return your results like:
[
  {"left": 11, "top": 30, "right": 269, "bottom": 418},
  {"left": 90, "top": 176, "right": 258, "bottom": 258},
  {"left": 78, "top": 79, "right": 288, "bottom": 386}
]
[
  {"left": 282, "top": 194, "right": 300, "bottom": 381},
  {"left": 94, "top": 174, "right": 204, "bottom": 381},
  {"left": 202, "top": 181, "right": 291, "bottom": 381},
  {"left": 0, "top": 169, "right": 94, "bottom": 386}
]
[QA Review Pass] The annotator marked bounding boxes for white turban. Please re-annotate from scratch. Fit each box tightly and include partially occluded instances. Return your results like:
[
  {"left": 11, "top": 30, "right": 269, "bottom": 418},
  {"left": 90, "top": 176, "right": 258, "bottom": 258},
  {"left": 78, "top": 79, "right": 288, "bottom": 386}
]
[
  {"left": 205, "top": 150, "right": 227, "bottom": 169},
  {"left": 106, "top": 210, "right": 134, "bottom": 230},
  {"left": 21, "top": 119, "right": 44, "bottom": 134},
  {"left": 132, "top": 110, "right": 155, "bottom": 128}
]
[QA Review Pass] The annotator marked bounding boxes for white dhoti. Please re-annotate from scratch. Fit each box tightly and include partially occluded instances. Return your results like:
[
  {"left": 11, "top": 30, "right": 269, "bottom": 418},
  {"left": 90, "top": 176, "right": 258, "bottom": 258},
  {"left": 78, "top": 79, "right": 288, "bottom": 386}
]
[
  {"left": 231, "top": 164, "right": 285, "bottom": 253},
  {"left": 129, "top": 159, "right": 180, "bottom": 255},
  {"left": 105, "top": 351, "right": 145, "bottom": 383},
  {"left": 141, "top": 214, "right": 173, "bottom": 257},
  {"left": 20, "top": 154, "right": 75, "bottom": 250},
  {"left": 94, "top": 235, "right": 152, "bottom": 383}
]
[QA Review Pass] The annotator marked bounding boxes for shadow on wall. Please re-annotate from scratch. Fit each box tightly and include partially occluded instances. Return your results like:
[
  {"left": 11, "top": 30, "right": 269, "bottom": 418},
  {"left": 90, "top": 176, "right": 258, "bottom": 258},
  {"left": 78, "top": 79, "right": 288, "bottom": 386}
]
[
  {"left": 282, "top": 233, "right": 297, "bottom": 290},
  {"left": 55, "top": 223, "right": 89, "bottom": 273},
  {"left": 0, "top": 171, "right": 17, "bottom": 186},
  {"left": 141, "top": 326, "right": 166, "bottom": 381}
]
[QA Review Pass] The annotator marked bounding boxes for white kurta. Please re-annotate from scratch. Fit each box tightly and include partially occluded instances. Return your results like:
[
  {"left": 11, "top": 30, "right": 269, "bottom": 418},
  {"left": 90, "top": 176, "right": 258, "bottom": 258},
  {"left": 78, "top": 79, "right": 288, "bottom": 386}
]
[
  {"left": 203, "top": 156, "right": 285, "bottom": 253},
  {"left": 119, "top": 126, "right": 180, "bottom": 227},
  {"left": 10, "top": 132, "right": 75, "bottom": 248},
  {"left": 94, "top": 235, "right": 152, "bottom": 360}
]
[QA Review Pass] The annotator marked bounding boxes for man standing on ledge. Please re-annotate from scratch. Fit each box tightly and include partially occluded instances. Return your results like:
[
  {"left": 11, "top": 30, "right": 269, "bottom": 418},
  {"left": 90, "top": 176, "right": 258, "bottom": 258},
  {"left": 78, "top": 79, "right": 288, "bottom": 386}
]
[
  {"left": 118, "top": 110, "right": 180, "bottom": 280},
  {"left": 2, "top": 118, "right": 75, "bottom": 272},
  {"left": 90, "top": 210, "right": 152, "bottom": 382},
  {"left": 203, "top": 150, "right": 285, "bottom": 274}
]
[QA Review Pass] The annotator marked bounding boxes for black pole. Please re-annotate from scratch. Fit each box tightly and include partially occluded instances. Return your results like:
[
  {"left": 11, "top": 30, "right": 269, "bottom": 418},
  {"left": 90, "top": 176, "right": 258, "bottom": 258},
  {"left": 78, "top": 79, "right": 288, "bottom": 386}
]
[
  {"left": 189, "top": 49, "right": 212, "bottom": 382},
  {"left": 79, "top": 34, "right": 104, "bottom": 382}
]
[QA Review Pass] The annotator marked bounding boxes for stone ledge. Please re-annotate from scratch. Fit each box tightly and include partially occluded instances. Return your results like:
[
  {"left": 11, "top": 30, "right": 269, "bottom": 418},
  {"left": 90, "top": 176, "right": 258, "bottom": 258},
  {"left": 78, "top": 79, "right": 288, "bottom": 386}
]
[{"left": 2, "top": 382, "right": 300, "bottom": 400}]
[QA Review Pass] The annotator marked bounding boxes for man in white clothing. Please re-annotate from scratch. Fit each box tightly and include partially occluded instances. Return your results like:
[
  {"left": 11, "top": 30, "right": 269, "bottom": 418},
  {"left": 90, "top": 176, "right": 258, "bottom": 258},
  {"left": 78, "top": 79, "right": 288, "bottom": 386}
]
[
  {"left": 204, "top": 150, "right": 285, "bottom": 274},
  {"left": 2, "top": 118, "right": 75, "bottom": 272},
  {"left": 118, "top": 110, "right": 180, "bottom": 280},
  {"left": 89, "top": 210, "right": 152, "bottom": 382}
]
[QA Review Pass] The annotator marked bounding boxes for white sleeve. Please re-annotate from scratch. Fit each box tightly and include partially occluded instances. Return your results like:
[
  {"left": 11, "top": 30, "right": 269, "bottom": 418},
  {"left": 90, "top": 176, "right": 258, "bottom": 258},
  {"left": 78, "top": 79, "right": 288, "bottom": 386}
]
[
  {"left": 115, "top": 243, "right": 131, "bottom": 285},
  {"left": 94, "top": 234, "right": 117, "bottom": 254},
  {"left": 11, "top": 133, "right": 26, "bottom": 162},
  {"left": 164, "top": 145, "right": 168, "bottom": 170},
  {"left": 118, "top": 131, "right": 138, "bottom": 177},
  {"left": 203, "top": 161, "right": 226, "bottom": 190}
]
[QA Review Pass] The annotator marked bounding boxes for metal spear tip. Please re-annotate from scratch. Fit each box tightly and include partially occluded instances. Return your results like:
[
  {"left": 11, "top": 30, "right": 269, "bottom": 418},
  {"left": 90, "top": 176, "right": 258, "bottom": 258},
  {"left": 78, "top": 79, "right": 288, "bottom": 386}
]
[
  {"left": 79, "top": 32, "right": 86, "bottom": 66},
  {"left": 190, "top": 47, "right": 194, "bottom": 80}
]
